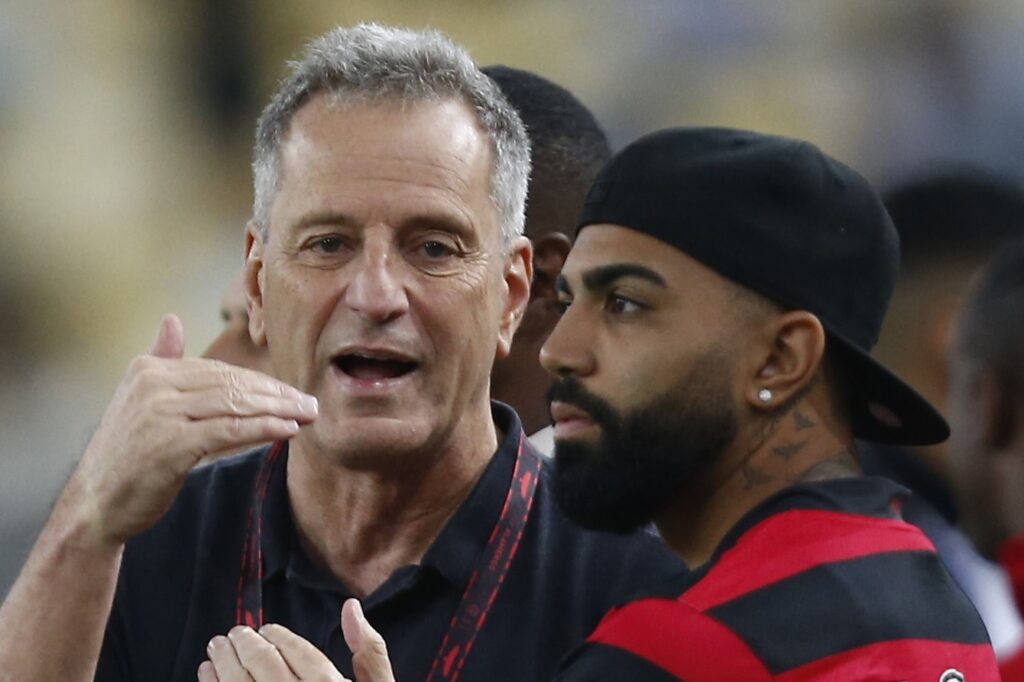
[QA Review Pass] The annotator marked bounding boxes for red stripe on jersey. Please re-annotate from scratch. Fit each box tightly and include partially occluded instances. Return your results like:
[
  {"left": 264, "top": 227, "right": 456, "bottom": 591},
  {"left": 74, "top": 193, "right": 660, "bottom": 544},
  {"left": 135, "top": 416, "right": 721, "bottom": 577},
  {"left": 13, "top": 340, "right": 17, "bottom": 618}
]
[
  {"left": 773, "top": 638, "right": 1000, "bottom": 681},
  {"left": 587, "top": 598, "right": 771, "bottom": 681},
  {"left": 683, "top": 509, "right": 935, "bottom": 611}
]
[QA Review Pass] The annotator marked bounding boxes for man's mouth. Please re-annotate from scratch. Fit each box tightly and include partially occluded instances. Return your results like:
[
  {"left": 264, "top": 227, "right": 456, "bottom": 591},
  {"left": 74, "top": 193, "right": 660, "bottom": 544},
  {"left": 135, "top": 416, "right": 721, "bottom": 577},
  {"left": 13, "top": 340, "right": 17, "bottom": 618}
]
[
  {"left": 550, "top": 400, "right": 599, "bottom": 439},
  {"left": 332, "top": 351, "right": 419, "bottom": 382}
]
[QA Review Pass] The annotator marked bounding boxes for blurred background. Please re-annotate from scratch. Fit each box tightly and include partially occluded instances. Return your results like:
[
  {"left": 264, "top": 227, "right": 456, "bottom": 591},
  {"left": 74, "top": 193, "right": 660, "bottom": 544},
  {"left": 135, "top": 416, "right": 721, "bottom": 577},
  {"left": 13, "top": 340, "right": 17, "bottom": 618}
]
[{"left": 4, "top": 0, "right": 1024, "bottom": 592}]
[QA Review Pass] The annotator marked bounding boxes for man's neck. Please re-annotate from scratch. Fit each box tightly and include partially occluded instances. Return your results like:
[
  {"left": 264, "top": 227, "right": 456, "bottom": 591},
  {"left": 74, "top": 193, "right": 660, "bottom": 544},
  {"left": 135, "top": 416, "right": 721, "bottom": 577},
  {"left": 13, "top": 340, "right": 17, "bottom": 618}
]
[
  {"left": 285, "top": 421, "right": 500, "bottom": 598},
  {"left": 657, "top": 400, "right": 858, "bottom": 569}
]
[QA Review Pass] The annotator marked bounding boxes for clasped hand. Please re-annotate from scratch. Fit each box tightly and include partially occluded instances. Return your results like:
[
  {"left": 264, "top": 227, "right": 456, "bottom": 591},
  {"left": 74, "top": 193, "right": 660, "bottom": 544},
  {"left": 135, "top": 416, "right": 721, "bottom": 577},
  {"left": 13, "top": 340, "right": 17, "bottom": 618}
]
[{"left": 198, "top": 599, "right": 396, "bottom": 682}]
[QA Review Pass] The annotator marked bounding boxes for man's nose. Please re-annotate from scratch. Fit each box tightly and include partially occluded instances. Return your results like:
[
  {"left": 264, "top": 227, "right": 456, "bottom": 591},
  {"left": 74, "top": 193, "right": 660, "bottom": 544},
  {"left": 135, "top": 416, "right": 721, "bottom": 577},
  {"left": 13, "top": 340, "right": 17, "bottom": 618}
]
[
  {"left": 343, "top": 240, "right": 410, "bottom": 324},
  {"left": 539, "top": 304, "right": 596, "bottom": 378}
]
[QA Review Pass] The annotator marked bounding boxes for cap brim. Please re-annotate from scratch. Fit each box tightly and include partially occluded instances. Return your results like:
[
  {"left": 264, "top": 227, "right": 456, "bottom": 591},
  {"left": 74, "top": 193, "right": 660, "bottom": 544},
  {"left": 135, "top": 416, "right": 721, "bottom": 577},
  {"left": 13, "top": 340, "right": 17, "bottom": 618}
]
[{"left": 827, "top": 332, "right": 950, "bottom": 446}]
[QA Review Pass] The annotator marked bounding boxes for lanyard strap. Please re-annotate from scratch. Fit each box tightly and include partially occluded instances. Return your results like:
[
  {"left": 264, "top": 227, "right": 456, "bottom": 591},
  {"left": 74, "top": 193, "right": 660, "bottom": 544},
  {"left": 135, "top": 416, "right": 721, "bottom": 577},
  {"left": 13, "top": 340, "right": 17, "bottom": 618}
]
[
  {"left": 426, "top": 433, "right": 540, "bottom": 682},
  {"left": 235, "top": 440, "right": 286, "bottom": 627},
  {"left": 236, "top": 433, "right": 542, "bottom": 682}
]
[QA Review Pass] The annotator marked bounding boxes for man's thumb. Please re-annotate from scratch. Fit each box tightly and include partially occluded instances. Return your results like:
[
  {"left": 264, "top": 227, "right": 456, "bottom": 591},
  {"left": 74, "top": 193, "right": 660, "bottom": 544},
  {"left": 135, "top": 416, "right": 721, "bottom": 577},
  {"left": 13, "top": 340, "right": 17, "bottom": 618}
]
[
  {"left": 342, "top": 599, "right": 395, "bottom": 682},
  {"left": 149, "top": 314, "right": 185, "bottom": 359}
]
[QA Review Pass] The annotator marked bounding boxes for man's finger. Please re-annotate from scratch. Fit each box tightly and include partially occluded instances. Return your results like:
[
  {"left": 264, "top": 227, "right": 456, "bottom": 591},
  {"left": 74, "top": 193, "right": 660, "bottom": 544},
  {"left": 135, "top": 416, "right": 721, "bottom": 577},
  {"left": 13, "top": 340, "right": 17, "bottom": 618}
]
[
  {"left": 176, "top": 388, "right": 318, "bottom": 423},
  {"left": 341, "top": 599, "right": 395, "bottom": 682},
  {"left": 191, "top": 416, "right": 301, "bottom": 458},
  {"left": 206, "top": 634, "right": 254, "bottom": 682},
  {"left": 227, "top": 626, "right": 298, "bottom": 681},
  {"left": 258, "top": 623, "right": 345, "bottom": 681},
  {"left": 161, "top": 362, "right": 313, "bottom": 404},
  {"left": 197, "top": 660, "right": 221, "bottom": 682},
  {"left": 150, "top": 314, "right": 185, "bottom": 359}
]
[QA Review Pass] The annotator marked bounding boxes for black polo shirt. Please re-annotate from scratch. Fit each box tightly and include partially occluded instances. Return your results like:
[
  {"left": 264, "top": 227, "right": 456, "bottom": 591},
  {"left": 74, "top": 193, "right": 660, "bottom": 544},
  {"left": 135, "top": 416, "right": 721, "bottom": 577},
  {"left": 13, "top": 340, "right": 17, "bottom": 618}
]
[{"left": 96, "top": 403, "right": 686, "bottom": 681}]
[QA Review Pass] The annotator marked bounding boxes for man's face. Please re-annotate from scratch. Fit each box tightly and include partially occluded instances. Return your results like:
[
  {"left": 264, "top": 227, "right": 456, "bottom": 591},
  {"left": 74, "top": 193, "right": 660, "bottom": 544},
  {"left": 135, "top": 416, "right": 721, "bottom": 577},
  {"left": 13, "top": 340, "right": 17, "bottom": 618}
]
[
  {"left": 247, "top": 96, "right": 529, "bottom": 467},
  {"left": 540, "top": 225, "right": 744, "bottom": 532}
]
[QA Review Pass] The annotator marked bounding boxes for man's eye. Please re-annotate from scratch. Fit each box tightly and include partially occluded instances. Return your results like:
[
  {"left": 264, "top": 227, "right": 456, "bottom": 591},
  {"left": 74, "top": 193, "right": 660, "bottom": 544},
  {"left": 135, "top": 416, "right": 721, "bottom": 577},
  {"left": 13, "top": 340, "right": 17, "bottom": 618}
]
[
  {"left": 554, "top": 297, "right": 573, "bottom": 315},
  {"left": 420, "top": 241, "right": 454, "bottom": 259},
  {"left": 605, "top": 295, "right": 643, "bottom": 314},
  {"left": 312, "top": 236, "right": 343, "bottom": 253}
]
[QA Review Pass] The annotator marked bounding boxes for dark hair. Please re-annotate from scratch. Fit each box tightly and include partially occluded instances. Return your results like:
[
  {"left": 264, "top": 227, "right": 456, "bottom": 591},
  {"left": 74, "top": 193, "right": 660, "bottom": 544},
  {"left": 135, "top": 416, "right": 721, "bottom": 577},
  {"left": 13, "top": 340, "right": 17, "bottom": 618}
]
[
  {"left": 958, "top": 237, "right": 1024, "bottom": 389},
  {"left": 883, "top": 169, "right": 1024, "bottom": 272},
  {"left": 482, "top": 65, "right": 611, "bottom": 237}
]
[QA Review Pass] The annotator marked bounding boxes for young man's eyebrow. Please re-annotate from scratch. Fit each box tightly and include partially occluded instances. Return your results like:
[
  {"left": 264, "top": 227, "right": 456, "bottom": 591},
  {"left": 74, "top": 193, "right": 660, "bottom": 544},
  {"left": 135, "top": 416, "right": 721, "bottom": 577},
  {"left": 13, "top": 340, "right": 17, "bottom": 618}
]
[{"left": 581, "top": 263, "right": 667, "bottom": 291}]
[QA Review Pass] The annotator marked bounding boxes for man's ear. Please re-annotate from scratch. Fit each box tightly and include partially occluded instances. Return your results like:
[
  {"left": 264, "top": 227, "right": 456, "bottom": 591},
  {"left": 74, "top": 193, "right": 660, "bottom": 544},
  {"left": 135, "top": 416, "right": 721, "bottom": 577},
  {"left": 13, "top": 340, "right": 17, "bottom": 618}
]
[
  {"left": 244, "top": 222, "right": 268, "bottom": 348},
  {"left": 496, "top": 236, "right": 533, "bottom": 359},
  {"left": 744, "top": 311, "right": 826, "bottom": 409},
  {"left": 530, "top": 232, "right": 572, "bottom": 301}
]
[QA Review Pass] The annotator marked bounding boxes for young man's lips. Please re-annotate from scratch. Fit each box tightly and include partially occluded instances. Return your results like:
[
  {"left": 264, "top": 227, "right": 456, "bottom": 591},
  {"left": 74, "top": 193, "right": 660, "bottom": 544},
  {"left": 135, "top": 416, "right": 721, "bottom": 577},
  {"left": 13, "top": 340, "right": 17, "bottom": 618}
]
[{"left": 550, "top": 401, "right": 597, "bottom": 439}]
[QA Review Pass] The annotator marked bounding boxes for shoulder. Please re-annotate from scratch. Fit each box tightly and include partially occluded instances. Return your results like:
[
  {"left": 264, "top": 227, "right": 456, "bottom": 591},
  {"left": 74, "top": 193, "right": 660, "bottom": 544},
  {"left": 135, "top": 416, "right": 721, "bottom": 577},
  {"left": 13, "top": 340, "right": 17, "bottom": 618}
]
[{"left": 687, "top": 506, "right": 998, "bottom": 679}]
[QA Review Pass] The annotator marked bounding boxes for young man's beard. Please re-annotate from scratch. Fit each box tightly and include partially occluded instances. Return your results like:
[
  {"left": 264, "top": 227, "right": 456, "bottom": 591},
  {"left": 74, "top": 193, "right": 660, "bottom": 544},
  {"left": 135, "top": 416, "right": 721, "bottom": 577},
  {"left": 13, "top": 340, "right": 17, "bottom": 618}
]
[{"left": 548, "top": 355, "right": 737, "bottom": 534}]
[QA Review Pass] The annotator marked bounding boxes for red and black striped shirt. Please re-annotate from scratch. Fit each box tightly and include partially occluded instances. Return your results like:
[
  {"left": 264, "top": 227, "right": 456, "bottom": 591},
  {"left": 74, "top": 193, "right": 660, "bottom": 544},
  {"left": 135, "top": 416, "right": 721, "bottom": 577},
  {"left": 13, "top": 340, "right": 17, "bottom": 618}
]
[{"left": 556, "top": 477, "right": 1000, "bottom": 681}]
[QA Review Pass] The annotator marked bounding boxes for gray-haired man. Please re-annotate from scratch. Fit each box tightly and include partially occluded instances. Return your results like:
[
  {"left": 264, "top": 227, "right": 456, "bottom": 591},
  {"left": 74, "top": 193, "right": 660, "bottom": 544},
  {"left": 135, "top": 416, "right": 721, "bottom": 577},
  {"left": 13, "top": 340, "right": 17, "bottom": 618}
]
[{"left": 0, "top": 24, "right": 681, "bottom": 682}]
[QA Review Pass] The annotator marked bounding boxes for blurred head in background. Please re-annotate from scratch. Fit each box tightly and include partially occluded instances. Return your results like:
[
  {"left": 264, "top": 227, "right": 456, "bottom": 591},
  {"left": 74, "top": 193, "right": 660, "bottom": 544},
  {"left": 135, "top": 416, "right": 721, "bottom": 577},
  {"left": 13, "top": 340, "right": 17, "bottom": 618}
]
[
  {"left": 873, "top": 169, "right": 1024, "bottom": 471},
  {"left": 483, "top": 65, "right": 611, "bottom": 435},
  {"left": 202, "top": 269, "right": 272, "bottom": 374},
  {"left": 947, "top": 238, "right": 1024, "bottom": 557}
]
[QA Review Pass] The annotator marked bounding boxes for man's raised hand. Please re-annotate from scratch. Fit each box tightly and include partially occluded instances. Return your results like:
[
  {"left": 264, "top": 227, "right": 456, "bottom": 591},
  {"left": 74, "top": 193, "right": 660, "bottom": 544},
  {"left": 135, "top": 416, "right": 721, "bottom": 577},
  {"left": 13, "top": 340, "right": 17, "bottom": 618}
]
[{"left": 68, "top": 314, "right": 317, "bottom": 548}]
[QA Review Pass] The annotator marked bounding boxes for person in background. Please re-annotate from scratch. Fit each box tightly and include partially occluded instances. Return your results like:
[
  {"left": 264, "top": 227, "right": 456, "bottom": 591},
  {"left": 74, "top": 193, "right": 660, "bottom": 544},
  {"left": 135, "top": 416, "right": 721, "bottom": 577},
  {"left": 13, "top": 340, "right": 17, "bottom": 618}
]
[
  {"left": 202, "top": 268, "right": 272, "bottom": 375},
  {"left": 0, "top": 24, "right": 682, "bottom": 682},
  {"left": 335, "top": 127, "right": 1001, "bottom": 681},
  {"left": 481, "top": 65, "right": 612, "bottom": 451},
  {"left": 861, "top": 170, "right": 1024, "bottom": 655},
  {"left": 947, "top": 238, "right": 1024, "bottom": 678}
]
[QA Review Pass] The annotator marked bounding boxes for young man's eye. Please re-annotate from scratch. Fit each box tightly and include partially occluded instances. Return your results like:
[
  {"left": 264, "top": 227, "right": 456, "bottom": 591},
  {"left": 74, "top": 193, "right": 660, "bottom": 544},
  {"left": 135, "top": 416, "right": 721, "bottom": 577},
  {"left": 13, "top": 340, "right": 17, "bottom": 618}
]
[
  {"left": 554, "top": 297, "right": 573, "bottom": 315},
  {"left": 605, "top": 294, "right": 644, "bottom": 314}
]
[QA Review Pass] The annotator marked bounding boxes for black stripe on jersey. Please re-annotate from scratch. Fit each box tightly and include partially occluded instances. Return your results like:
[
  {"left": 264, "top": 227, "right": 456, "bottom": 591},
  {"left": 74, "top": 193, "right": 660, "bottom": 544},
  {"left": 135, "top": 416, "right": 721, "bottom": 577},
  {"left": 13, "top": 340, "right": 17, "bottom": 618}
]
[
  {"left": 706, "top": 549, "right": 988, "bottom": 674},
  {"left": 554, "top": 642, "right": 683, "bottom": 682}
]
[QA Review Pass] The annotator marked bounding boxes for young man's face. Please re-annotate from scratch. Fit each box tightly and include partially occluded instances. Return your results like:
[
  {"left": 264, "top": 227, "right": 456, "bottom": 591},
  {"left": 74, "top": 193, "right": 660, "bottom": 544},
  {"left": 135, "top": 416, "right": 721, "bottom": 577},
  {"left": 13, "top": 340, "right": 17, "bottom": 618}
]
[{"left": 540, "top": 224, "right": 748, "bottom": 531}]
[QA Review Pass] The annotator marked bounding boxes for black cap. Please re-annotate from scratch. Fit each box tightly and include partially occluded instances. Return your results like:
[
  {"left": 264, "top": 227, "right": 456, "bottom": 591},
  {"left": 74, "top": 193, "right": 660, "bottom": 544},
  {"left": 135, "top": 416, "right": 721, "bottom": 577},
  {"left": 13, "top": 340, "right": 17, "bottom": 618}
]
[{"left": 578, "top": 127, "right": 949, "bottom": 446}]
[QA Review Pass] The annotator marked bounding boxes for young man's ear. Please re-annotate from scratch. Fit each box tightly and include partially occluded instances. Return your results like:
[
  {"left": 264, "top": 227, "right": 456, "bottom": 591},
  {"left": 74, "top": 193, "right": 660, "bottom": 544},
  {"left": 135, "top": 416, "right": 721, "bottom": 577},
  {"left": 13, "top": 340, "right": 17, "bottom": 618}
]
[
  {"left": 244, "top": 222, "right": 267, "bottom": 347},
  {"left": 744, "top": 311, "right": 826, "bottom": 409},
  {"left": 496, "top": 236, "right": 534, "bottom": 359},
  {"left": 530, "top": 232, "right": 572, "bottom": 301}
]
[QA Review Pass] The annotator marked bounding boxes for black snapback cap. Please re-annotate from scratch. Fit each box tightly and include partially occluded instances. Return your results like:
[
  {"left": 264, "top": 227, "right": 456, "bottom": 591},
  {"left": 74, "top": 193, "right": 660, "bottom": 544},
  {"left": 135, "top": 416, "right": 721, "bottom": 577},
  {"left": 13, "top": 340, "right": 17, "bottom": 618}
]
[{"left": 578, "top": 127, "right": 949, "bottom": 446}]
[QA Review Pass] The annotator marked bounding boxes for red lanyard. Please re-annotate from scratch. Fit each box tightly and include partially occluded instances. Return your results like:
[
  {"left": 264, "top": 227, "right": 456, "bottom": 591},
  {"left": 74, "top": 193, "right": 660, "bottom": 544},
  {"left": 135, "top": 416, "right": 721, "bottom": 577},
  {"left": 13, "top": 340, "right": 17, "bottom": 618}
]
[{"left": 236, "top": 433, "right": 542, "bottom": 682}]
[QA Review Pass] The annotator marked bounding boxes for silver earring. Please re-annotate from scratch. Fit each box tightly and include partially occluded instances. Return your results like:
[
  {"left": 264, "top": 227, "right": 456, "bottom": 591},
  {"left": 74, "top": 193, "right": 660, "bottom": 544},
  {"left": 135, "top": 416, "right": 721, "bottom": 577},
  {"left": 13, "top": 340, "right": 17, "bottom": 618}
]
[{"left": 758, "top": 388, "right": 773, "bottom": 403}]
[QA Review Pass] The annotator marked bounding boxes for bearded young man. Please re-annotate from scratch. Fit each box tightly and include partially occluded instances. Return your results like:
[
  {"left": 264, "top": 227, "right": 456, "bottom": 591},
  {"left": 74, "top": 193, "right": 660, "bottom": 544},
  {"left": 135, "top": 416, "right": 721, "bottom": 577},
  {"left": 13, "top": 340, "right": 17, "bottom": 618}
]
[{"left": 337, "top": 128, "right": 1002, "bottom": 681}]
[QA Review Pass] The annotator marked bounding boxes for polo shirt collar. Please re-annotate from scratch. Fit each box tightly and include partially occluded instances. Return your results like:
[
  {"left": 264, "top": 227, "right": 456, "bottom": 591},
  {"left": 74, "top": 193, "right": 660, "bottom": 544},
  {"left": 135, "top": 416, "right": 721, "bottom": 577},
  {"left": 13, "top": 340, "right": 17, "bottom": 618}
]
[{"left": 259, "top": 402, "right": 525, "bottom": 595}]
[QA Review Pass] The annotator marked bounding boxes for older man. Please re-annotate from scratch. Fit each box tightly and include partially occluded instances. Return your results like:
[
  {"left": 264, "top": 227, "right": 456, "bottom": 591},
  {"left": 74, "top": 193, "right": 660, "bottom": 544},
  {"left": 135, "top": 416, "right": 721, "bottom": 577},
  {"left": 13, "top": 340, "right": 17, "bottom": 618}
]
[{"left": 0, "top": 25, "right": 681, "bottom": 681}]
